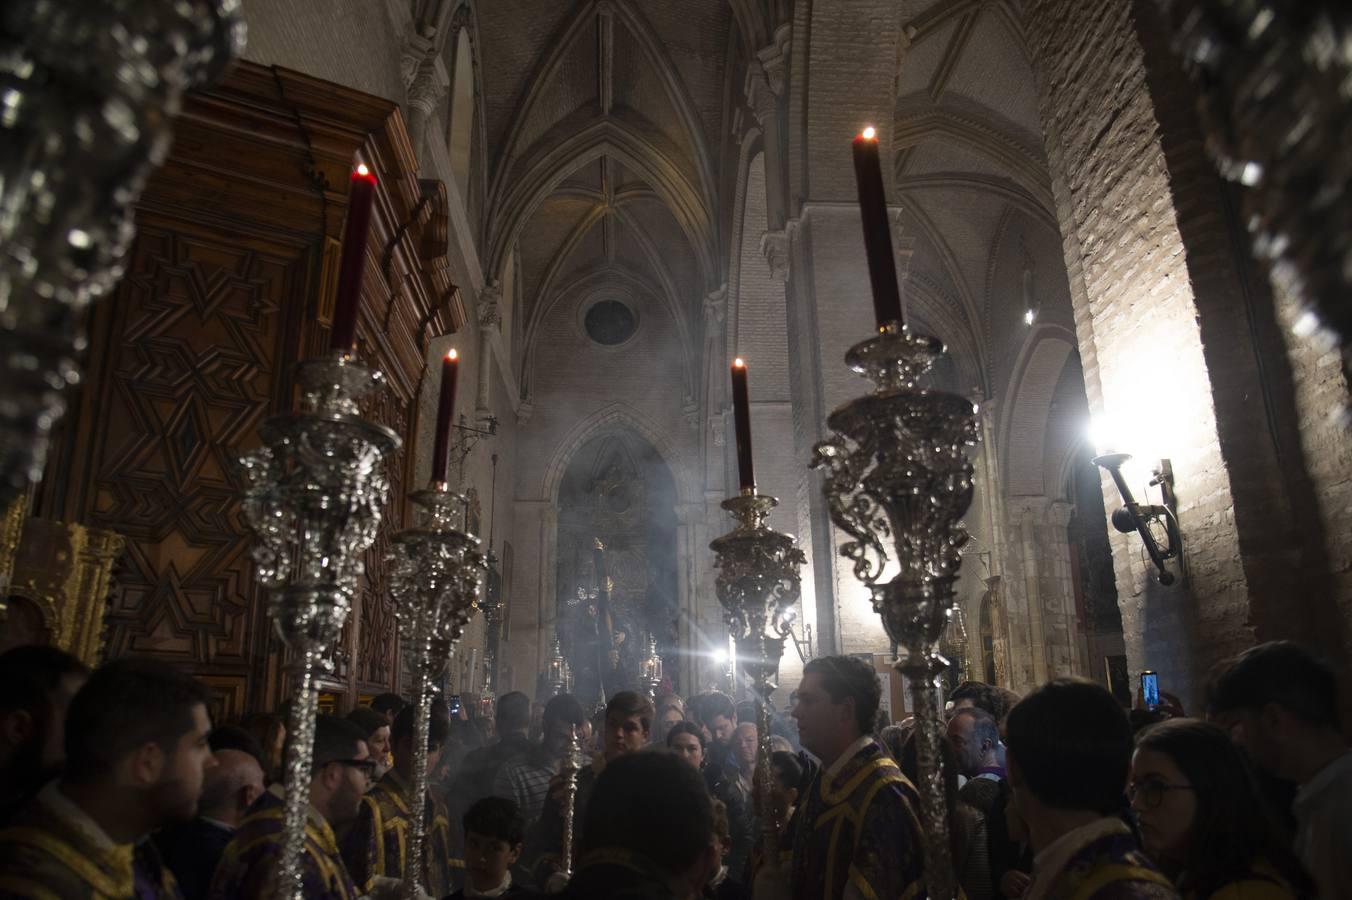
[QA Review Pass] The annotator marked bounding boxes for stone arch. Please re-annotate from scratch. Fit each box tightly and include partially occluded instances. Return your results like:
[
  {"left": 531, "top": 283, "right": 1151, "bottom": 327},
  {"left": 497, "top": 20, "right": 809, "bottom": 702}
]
[
  {"left": 999, "top": 326, "right": 1077, "bottom": 496},
  {"left": 541, "top": 402, "right": 694, "bottom": 507},
  {"left": 447, "top": 27, "right": 475, "bottom": 202},
  {"left": 485, "top": 121, "right": 716, "bottom": 290}
]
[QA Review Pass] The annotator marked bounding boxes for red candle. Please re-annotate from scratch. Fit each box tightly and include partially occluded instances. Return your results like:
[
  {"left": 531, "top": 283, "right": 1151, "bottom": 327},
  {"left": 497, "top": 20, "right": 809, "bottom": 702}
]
[
  {"left": 329, "top": 163, "right": 378, "bottom": 352},
  {"left": 431, "top": 349, "right": 459, "bottom": 483},
  {"left": 731, "top": 358, "right": 755, "bottom": 494},
  {"left": 851, "top": 127, "right": 904, "bottom": 330}
]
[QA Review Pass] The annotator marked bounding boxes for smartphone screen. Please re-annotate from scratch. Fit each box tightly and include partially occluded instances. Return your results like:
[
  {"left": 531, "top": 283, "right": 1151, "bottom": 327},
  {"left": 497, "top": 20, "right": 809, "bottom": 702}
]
[{"left": 1141, "top": 671, "right": 1160, "bottom": 709}]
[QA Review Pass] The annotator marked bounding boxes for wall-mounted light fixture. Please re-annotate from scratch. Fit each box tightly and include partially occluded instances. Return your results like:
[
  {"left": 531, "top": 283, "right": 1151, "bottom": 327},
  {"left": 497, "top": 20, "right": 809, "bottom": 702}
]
[{"left": 1091, "top": 452, "right": 1182, "bottom": 585}]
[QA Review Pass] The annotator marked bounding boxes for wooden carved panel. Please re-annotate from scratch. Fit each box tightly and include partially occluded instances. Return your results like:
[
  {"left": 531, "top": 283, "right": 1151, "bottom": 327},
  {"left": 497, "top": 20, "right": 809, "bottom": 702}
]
[
  {"left": 35, "top": 62, "right": 461, "bottom": 717},
  {"left": 73, "top": 224, "right": 300, "bottom": 717},
  {"left": 353, "top": 343, "right": 412, "bottom": 691}
]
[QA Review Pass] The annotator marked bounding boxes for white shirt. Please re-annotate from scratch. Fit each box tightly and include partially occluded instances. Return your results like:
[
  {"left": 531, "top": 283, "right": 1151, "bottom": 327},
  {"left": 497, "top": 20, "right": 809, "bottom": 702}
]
[
  {"left": 823, "top": 736, "right": 875, "bottom": 783},
  {"left": 37, "top": 782, "right": 119, "bottom": 851},
  {"left": 464, "top": 872, "right": 513, "bottom": 898},
  {"left": 1025, "top": 817, "right": 1127, "bottom": 900},
  {"left": 1294, "top": 749, "right": 1352, "bottom": 900}
]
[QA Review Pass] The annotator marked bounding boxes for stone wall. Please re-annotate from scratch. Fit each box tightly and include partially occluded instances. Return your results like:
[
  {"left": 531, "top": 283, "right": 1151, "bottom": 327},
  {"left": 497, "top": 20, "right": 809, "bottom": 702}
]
[{"left": 1025, "top": 0, "right": 1352, "bottom": 707}]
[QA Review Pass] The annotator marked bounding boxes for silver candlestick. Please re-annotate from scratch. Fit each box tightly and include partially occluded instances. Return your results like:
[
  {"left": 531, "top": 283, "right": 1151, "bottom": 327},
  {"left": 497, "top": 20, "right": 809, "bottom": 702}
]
[
  {"left": 709, "top": 492, "right": 805, "bottom": 864},
  {"left": 0, "top": 0, "right": 244, "bottom": 507},
  {"left": 240, "top": 351, "right": 402, "bottom": 899},
  {"left": 388, "top": 482, "right": 486, "bottom": 898},
  {"left": 638, "top": 633, "right": 664, "bottom": 701},
  {"left": 812, "top": 323, "right": 979, "bottom": 900},
  {"left": 558, "top": 723, "right": 587, "bottom": 880}
]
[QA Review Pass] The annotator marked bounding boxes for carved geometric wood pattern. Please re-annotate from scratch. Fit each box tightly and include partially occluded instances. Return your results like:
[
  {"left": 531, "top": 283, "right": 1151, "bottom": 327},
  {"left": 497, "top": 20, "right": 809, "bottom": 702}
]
[
  {"left": 89, "top": 227, "right": 294, "bottom": 683},
  {"left": 38, "top": 62, "right": 459, "bottom": 717},
  {"left": 353, "top": 340, "right": 412, "bottom": 690}
]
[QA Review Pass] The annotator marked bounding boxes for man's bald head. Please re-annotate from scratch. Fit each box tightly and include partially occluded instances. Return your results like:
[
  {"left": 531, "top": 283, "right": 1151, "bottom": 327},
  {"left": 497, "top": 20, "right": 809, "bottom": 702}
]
[{"left": 199, "top": 748, "right": 265, "bottom": 825}]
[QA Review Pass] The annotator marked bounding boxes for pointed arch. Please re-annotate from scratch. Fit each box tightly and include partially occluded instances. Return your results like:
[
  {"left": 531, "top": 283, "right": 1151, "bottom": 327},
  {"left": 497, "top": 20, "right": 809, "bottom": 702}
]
[
  {"left": 893, "top": 108, "right": 1053, "bottom": 211},
  {"left": 486, "top": 118, "right": 716, "bottom": 289},
  {"left": 485, "top": 0, "right": 717, "bottom": 259},
  {"left": 541, "top": 402, "right": 694, "bottom": 505},
  {"left": 998, "top": 326, "right": 1078, "bottom": 496}
]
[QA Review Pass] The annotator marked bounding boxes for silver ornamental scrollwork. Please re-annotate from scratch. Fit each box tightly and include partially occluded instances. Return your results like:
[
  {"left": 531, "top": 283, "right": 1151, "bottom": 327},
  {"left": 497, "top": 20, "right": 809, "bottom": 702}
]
[
  {"left": 1154, "top": 0, "right": 1352, "bottom": 385},
  {"left": 239, "top": 352, "right": 402, "bottom": 900},
  {"left": 811, "top": 324, "right": 979, "bottom": 900},
  {"left": 709, "top": 492, "right": 805, "bottom": 863},
  {"left": 387, "top": 483, "right": 486, "bottom": 899},
  {"left": 0, "top": 0, "right": 245, "bottom": 507}
]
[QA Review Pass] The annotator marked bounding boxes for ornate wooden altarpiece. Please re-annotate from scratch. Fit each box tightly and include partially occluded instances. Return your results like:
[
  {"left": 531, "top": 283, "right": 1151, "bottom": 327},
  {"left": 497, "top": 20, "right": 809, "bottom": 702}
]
[{"left": 28, "top": 62, "right": 465, "bottom": 720}]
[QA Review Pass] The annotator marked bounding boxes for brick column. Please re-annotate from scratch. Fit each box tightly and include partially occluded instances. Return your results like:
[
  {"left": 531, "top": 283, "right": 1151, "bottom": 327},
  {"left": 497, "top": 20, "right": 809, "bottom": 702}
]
[{"left": 1024, "top": 0, "right": 1350, "bottom": 705}]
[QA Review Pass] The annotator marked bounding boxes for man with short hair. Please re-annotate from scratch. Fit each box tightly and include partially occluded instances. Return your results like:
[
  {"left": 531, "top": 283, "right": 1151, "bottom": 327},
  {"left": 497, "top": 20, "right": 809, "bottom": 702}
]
[
  {"left": 449, "top": 796, "right": 527, "bottom": 899},
  {"left": 949, "top": 707, "right": 1023, "bottom": 895},
  {"left": 561, "top": 751, "right": 718, "bottom": 899},
  {"left": 528, "top": 690, "right": 653, "bottom": 888},
  {"left": 703, "top": 691, "right": 738, "bottom": 750},
  {"left": 732, "top": 722, "right": 758, "bottom": 798},
  {"left": 0, "top": 645, "right": 89, "bottom": 823},
  {"left": 343, "top": 704, "right": 456, "bottom": 896},
  {"left": 210, "top": 714, "right": 375, "bottom": 899},
  {"left": 1006, "top": 678, "right": 1176, "bottom": 899},
  {"left": 950, "top": 680, "right": 1020, "bottom": 745},
  {"left": 1207, "top": 641, "right": 1352, "bottom": 899},
  {"left": 207, "top": 723, "right": 264, "bottom": 763},
  {"left": 494, "top": 693, "right": 587, "bottom": 833},
  {"left": 949, "top": 707, "right": 1003, "bottom": 781},
  {"left": 371, "top": 693, "right": 406, "bottom": 726},
  {"left": 781, "top": 655, "right": 925, "bottom": 900},
  {"left": 0, "top": 659, "right": 215, "bottom": 898},
  {"left": 450, "top": 691, "right": 533, "bottom": 825},
  {"left": 156, "top": 748, "right": 265, "bottom": 900}
]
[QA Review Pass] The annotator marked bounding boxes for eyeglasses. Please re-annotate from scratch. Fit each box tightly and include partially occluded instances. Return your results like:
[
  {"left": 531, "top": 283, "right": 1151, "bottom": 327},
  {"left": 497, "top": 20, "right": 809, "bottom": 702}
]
[
  {"left": 331, "top": 758, "right": 378, "bottom": 777},
  {"left": 1128, "top": 779, "right": 1195, "bottom": 809}
]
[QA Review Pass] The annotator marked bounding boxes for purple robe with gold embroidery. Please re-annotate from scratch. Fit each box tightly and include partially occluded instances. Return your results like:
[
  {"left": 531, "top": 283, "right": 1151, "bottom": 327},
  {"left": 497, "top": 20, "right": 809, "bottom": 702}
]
[
  {"left": 207, "top": 789, "right": 358, "bottom": 900},
  {"left": 789, "top": 740, "right": 925, "bottom": 900},
  {"left": 341, "top": 769, "right": 459, "bottom": 895},
  {"left": 1035, "top": 823, "right": 1178, "bottom": 900},
  {"left": 0, "top": 789, "right": 181, "bottom": 900}
]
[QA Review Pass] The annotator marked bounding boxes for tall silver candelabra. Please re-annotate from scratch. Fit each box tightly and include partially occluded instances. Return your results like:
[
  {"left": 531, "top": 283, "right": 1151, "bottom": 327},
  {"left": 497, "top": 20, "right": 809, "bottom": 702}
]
[
  {"left": 0, "top": 0, "right": 244, "bottom": 507},
  {"left": 388, "top": 482, "right": 486, "bottom": 898},
  {"left": 812, "top": 324, "right": 978, "bottom": 900},
  {"left": 240, "top": 352, "right": 402, "bottom": 899},
  {"left": 709, "top": 492, "right": 805, "bottom": 864}
]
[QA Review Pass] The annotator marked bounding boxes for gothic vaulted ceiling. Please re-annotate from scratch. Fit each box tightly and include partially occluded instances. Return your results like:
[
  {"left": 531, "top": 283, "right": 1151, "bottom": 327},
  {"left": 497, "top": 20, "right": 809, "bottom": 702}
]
[{"left": 476, "top": 0, "right": 731, "bottom": 386}]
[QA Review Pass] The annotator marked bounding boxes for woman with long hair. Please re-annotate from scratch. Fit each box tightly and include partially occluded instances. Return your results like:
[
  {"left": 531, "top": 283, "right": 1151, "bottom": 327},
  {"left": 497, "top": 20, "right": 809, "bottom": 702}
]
[{"left": 1131, "top": 718, "right": 1312, "bottom": 898}]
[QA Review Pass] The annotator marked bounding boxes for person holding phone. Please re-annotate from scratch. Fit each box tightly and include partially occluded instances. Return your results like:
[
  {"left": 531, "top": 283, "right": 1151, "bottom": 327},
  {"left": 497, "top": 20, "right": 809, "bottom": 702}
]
[{"left": 1142, "top": 672, "right": 1161, "bottom": 710}]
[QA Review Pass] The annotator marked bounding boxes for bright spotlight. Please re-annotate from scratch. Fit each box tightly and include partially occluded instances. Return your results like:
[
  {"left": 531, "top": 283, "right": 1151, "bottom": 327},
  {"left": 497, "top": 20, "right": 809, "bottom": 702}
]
[
  {"left": 712, "top": 647, "right": 729, "bottom": 665},
  {"left": 1024, "top": 309, "right": 1036, "bottom": 326}
]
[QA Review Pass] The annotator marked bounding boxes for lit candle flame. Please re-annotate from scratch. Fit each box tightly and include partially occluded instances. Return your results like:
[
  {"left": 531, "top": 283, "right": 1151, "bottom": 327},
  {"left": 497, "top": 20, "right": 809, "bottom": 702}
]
[
  {"left": 733, "top": 357, "right": 746, "bottom": 368},
  {"left": 861, "top": 126, "right": 877, "bottom": 140},
  {"left": 356, "top": 163, "right": 370, "bottom": 176},
  {"left": 447, "top": 348, "right": 458, "bottom": 361}
]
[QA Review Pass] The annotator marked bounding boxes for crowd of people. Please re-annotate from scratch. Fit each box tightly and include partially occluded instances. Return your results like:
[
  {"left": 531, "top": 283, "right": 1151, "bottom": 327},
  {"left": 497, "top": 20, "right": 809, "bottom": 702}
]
[{"left": 0, "top": 639, "right": 1344, "bottom": 899}]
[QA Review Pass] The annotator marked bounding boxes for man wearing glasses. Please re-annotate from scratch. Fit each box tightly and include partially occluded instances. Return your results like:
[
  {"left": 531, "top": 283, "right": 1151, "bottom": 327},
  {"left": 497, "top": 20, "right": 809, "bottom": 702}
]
[{"left": 210, "top": 715, "right": 376, "bottom": 900}]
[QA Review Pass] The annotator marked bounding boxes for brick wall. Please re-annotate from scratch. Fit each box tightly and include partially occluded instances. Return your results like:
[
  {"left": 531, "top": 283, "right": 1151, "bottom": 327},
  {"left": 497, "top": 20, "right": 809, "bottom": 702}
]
[
  {"left": 1026, "top": 0, "right": 1352, "bottom": 707},
  {"left": 1025, "top": 0, "right": 1251, "bottom": 706}
]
